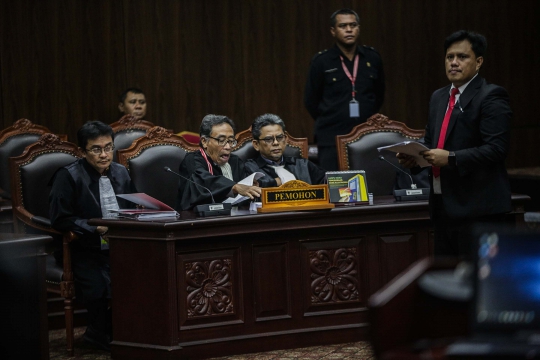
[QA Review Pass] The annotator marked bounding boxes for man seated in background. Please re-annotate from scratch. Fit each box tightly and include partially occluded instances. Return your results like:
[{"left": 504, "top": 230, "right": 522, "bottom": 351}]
[
  {"left": 118, "top": 87, "right": 147, "bottom": 120},
  {"left": 49, "top": 121, "right": 137, "bottom": 351},
  {"left": 175, "top": 114, "right": 261, "bottom": 211},
  {"left": 245, "top": 113, "right": 327, "bottom": 187}
]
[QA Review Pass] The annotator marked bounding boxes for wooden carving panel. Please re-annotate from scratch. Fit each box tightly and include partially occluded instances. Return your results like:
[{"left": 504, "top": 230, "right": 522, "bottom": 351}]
[
  {"left": 310, "top": 247, "right": 358, "bottom": 304},
  {"left": 301, "top": 238, "right": 365, "bottom": 315},
  {"left": 185, "top": 259, "right": 234, "bottom": 318},
  {"left": 177, "top": 247, "right": 243, "bottom": 330}
]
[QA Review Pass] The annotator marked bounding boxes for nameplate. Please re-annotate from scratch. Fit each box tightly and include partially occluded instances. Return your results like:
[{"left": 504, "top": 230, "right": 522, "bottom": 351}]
[{"left": 259, "top": 180, "right": 334, "bottom": 213}]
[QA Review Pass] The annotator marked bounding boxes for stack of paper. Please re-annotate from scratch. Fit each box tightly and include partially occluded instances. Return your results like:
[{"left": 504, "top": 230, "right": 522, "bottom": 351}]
[
  {"left": 377, "top": 141, "right": 431, "bottom": 167},
  {"left": 113, "top": 193, "right": 179, "bottom": 220}
]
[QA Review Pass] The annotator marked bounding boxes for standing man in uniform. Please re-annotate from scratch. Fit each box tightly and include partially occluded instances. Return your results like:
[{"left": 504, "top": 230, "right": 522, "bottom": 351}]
[
  {"left": 397, "top": 30, "right": 512, "bottom": 258},
  {"left": 304, "top": 8, "right": 385, "bottom": 171}
]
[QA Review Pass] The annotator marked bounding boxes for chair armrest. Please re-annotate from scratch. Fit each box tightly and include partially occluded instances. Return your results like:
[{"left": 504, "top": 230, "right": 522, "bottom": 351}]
[{"left": 31, "top": 215, "right": 52, "bottom": 227}]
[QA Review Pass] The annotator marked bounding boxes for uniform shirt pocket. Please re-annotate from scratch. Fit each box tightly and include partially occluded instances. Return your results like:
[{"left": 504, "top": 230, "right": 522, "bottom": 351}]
[
  {"left": 324, "top": 71, "right": 346, "bottom": 85},
  {"left": 360, "top": 70, "right": 378, "bottom": 81}
]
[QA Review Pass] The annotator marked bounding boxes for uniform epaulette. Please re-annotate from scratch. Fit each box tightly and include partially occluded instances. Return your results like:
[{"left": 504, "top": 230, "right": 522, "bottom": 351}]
[
  {"left": 362, "top": 45, "right": 379, "bottom": 53},
  {"left": 312, "top": 49, "right": 328, "bottom": 60}
]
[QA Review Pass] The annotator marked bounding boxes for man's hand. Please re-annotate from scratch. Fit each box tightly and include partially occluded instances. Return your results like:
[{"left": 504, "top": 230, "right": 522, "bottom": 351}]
[
  {"left": 396, "top": 153, "right": 417, "bottom": 168},
  {"left": 232, "top": 184, "right": 262, "bottom": 200},
  {"left": 421, "top": 149, "right": 450, "bottom": 167},
  {"left": 96, "top": 226, "right": 109, "bottom": 235}
]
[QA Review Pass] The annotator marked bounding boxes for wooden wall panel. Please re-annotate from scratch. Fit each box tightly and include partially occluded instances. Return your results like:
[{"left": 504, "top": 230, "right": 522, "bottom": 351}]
[
  {"left": 1, "top": 0, "right": 538, "bottom": 167},
  {"left": 122, "top": 0, "right": 248, "bottom": 133},
  {"left": 0, "top": 0, "right": 125, "bottom": 141}
]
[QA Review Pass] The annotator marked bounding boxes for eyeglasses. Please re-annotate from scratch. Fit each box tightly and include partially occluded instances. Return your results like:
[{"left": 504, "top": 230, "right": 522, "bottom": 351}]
[
  {"left": 257, "top": 134, "right": 287, "bottom": 145},
  {"left": 86, "top": 145, "right": 115, "bottom": 155},
  {"left": 206, "top": 136, "right": 238, "bottom": 147}
]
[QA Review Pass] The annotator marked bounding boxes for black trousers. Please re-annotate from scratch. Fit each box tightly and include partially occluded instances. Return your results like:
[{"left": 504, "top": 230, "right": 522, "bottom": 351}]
[
  {"left": 432, "top": 194, "right": 509, "bottom": 259},
  {"left": 71, "top": 248, "right": 111, "bottom": 333}
]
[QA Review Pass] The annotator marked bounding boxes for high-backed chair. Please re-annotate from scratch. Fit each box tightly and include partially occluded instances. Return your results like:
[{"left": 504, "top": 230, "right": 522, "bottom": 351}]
[
  {"left": 0, "top": 119, "right": 62, "bottom": 233},
  {"left": 110, "top": 114, "right": 155, "bottom": 162},
  {"left": 117, "top": 126, "right": 199, "bottom": 209},
  {"left": 0, "top": 119, "right": 53, "bottom": 199},
  {"left": 336, "top": 113, "right": 425, "bottom": 196},
  {"left": 176, "top": 130, "right": 200, "bottom": 145},
  {"left": 232, "top": 127, "right": 309, "bottom": 162},
  {"left": 10, "top": 133, "right": 82, "bottom": 356}
]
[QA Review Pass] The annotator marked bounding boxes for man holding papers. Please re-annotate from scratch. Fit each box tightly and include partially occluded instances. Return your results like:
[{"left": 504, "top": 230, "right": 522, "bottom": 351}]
[
  {"left": 175, "top": 114, "right": 261, "bottom": 211},
  {"left": 49, "top": 121, "right": 137, "bottom": 351},
  {"left": 397, "top": 30, "right": 512, "bottom": 258}
]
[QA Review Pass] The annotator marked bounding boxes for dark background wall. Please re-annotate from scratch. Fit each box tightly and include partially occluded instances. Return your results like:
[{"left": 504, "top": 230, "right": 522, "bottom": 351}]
[{"left": 1, "top": 0, "right": 538, "bottom": 168}]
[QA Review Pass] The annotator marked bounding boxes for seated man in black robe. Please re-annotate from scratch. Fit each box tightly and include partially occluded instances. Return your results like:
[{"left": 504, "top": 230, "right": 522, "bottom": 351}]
[
  {"left": 175, "top": 114, "right": 261, "bottom": 210},
  {"left": 49, "top": 121, "right": 137, "bottom": 351},
  {"left": 245, "top": 114, "right": 327, "bottom": 187}
]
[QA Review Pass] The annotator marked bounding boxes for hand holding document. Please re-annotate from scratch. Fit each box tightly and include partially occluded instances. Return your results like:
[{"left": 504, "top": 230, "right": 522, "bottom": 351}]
[
  {"left": 223, "top": 172, "right": 265, "bottom": 205},
  {"left": 377, "top": 141, "right": 431, "bottom": 167}
]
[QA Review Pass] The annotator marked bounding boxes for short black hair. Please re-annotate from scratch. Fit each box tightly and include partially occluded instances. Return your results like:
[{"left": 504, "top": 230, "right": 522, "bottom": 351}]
[
  {"left": 251, "top": 114, "right": 286, "bottom": 140},
  {"left": 119, "top": 88, "right": 145, "bottom": 103},
  {"left": 77, "top": 121, "right": 114, "bottom": 150},
  {"left": 200, "top": 114, "right": 236, "bottom": 138},
  {"left": 444, "top": 30, "right": 487, "bottom": 58},
  {"left": 330, "top": 8, "right": 360, "bottom": 27}
]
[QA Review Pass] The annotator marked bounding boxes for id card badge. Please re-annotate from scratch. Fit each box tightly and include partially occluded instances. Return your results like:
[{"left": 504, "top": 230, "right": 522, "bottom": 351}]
[
  {"left": 349, "top": 100, "right": 360, "bottom": 118},
  {"left": 100, "top": 236, "right": 109, "bottom": 250}
]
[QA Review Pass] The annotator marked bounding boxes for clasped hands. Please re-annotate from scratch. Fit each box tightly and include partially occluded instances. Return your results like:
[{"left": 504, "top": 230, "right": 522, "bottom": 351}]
[{"left": 396, "top": 149, "right": 450, "bottom": 168}]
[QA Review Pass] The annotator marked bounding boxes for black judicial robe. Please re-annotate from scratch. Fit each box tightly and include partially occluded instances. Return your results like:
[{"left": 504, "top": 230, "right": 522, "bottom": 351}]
[
  {"left": 49, "top": 158, "right": 136, "bottom": 303},
  {"left": 49, "top": 158, "right": 136, "bottom": 250},
  {"left": 175, "top": 151, "right": 252, "bottom": 211},
  {"left": 245, "top": 155, "right": 327, "bottom": 188}
]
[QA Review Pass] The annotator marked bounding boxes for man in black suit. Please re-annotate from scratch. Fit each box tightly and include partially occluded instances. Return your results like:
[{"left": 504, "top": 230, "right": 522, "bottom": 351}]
[{"left": 398, "top": 30, "right": 512, "bottom": 258}]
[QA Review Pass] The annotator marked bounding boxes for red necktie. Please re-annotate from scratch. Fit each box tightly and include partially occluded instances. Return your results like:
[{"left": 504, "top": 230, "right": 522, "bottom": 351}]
[{"left": 433, "top": 87, "right": 460, "bottom": 178}]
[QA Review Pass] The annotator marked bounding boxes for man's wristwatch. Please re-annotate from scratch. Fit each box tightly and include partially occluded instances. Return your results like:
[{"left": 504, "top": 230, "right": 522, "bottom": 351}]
[{"left": 448, "top": 151, "right": 456, "bottom": 167}]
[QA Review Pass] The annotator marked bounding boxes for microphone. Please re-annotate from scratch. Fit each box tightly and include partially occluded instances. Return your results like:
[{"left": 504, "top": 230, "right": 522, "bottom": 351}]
[
  {"left": 378, "top": 155, "right": 417, "bottom": 189},
  {"left": 163, "top": 166, "right": 232, "bottom": 217},
  {"left": 378, "top": 155, "right": 429, "bottom": 202},
  {"left": 164, "top": 166, "right": 216, "bottom": 203}
]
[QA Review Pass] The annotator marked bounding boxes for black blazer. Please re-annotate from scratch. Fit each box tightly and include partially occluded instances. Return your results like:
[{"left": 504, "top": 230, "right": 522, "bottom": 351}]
[{"left": 423, "top": 75, "right": 512, "bottom": 220}]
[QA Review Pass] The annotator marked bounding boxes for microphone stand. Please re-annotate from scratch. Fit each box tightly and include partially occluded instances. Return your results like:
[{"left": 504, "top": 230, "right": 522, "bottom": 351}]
[{"left": 378, "top": 155, "right": 429, "bottom": 201}]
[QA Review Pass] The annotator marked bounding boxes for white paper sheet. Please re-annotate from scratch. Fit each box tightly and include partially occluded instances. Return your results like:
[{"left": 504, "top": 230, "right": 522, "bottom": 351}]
[
  {"left": 377, "top": 141, "right": 431, "bottom": 168},
  {"left": 222, "top": 172, "right": 265, "bottom": 205}
]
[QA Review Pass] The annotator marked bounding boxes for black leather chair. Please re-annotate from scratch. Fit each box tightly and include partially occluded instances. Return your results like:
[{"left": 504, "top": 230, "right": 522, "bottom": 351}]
[
  {"left": 336, "top": 113, "right": 425, "bottom": 196},
  {"left": 117, "top": 126, "right": 198, "bottom": 209},
  {"left": 232, "top": 127, "right": 309, "bottom": 162},
  {"left": 10, "top": 133, "right": 82, "bottom": 356},
  {"left": 110, "top": 114, "right": 155, "bottom": 162},
  {"left": 0, "top": 119, "right": 53, "bottom": 200}
]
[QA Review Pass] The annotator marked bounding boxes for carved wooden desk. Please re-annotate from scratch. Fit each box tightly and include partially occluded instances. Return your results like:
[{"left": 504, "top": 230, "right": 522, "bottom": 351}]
[{"left": 90, "top": 195, "right": 528, "bottom": 359}]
